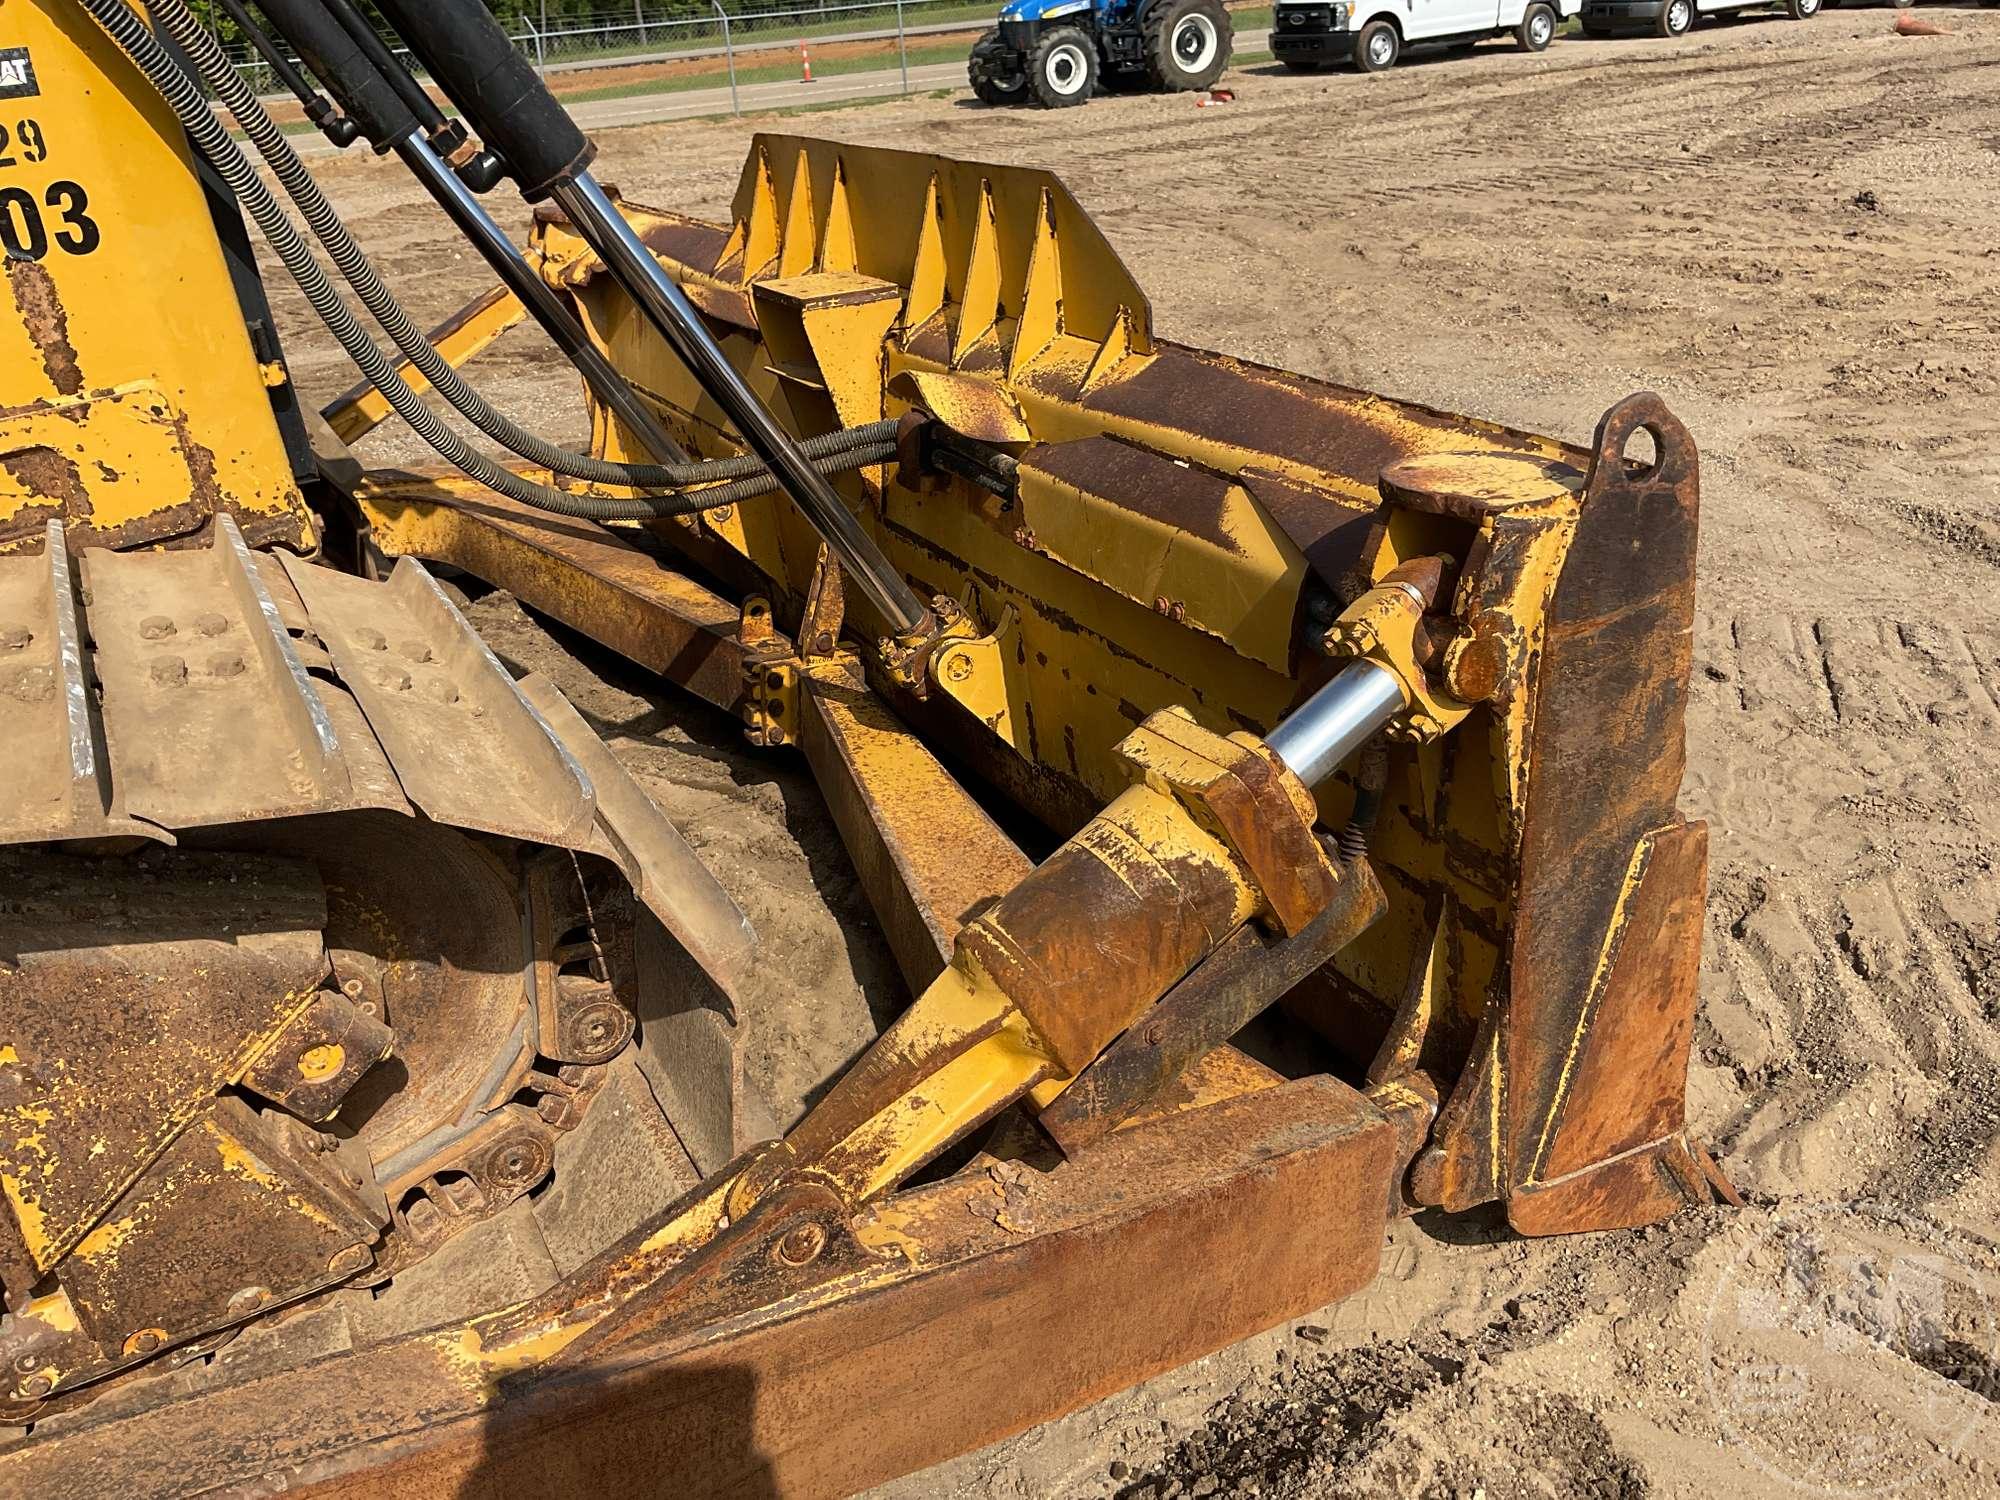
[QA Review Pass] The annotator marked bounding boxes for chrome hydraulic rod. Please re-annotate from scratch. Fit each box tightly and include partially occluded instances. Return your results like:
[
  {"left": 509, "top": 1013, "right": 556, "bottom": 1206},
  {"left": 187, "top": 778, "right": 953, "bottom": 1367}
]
[
  {"left": 395, "top": 135, "right": 692, "bottom": 464},
  {"left": 547, "top": 173, "right": 932, "bottom": 638},
  {"left": 1264, "top": 659, "right": 1409, "bottom": 788}
]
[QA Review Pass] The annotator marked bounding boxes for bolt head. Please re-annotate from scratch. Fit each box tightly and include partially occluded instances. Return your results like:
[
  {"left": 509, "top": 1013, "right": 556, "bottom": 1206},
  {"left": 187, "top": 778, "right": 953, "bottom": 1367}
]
[
  {"left": 0, "top": 625, "right": 31, "bottom": 651},
  {"left": 138, "top": 614, "right": 176, "bottom": 641},
  {"left": 18, "top": 1373, "right": 53, "bottom": 1399},
  {"left": 328, "top": 1244, "right": 373, "bottom": 1277},
  {"left": 775, "top": 1222, "right": 827, "bottom": 1267},
  {"left": 149, "top": 656, "right": 187, "bottom": 687}
]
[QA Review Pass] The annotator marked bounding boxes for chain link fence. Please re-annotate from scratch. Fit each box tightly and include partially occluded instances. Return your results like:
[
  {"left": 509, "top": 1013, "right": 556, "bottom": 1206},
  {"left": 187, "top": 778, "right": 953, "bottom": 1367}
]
[{"left": 220, "top": 0, "right": 996, "bottom": 118}]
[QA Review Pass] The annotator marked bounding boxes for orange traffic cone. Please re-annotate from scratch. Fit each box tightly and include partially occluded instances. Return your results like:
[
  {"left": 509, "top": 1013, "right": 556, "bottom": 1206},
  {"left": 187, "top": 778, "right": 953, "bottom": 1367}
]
[{"left": 800, "top": 43, "right": 814, "bottom": 82}]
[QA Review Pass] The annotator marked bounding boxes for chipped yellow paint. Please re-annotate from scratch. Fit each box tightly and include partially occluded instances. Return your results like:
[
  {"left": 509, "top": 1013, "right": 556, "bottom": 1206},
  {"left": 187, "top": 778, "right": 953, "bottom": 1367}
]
[
  {"left": 637, "top": 1186, "right": 728, "bottom": 1258},
  {"left": 0, "top": 1168, "right": 53, "bottom": 1267},
  {"left": 852, "top": 1204, "right": 927, "bottom": 1265},
  {"left": 0, "top": 1046, "right": 18, "bottom": 1067},
  {"left": 23, "top": 1288, "right": 78, "bottom": 1334},
  {"left": 433, "top": 1316, "right": 593, "bottom": 1398},
  {"left": 297, "top": 1044, "right": 346, "bottom": 1082},
  {"left": 72, "top": 1211, "right": 139, "bottom": 1264},
  {"left": 210, "top": 1124, "right": 344, "bottom": 1235}
]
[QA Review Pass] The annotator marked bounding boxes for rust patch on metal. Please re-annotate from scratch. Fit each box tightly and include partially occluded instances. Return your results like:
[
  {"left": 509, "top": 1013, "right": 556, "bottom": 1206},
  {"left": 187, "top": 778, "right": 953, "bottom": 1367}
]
[
  {"left": 1534, "top": 820, "right": 1707, "bottom": 1184},
  {"left": 1, "top": 447, "right": 85, "bottom": 511},
  {"left": 0, "top": 1079, "right": 1396, "bottom": 1500},
  {"left": 1041, "top": 856, "right": 1386, "bottom": 1155},
  {"left": 1378, "top": 451, "right": 1585, "bottom": 522},
  {"left": 636, "top": 213, "right": 733, "bottom": 273},
  {"left": 1086, "top": 345, "right": 1558, "bottom": 485},
  {"left": 1026, "top": 436, "right": 1244, "bottom": 556},
  {"left": 169, "top": 415, "right": 223, "bottom": 510},
  {"left": 1240, "top": 470, "right": 1383, "bottom": 595},
  {"left": 6, "top": 262, "right": 83, "bottom": 397}
]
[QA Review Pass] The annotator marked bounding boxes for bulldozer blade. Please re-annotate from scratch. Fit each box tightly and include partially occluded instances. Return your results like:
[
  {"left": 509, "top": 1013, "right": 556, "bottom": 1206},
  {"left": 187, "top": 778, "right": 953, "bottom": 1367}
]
[{"left": 0, "top": 1077, "right": 1399, "bottom": 1500}]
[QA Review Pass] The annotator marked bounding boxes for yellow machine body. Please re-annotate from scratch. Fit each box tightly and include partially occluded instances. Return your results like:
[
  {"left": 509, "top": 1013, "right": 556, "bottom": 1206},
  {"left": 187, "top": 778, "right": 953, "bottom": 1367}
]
[{"left": 0, "top": 0, "right": 312, "bottom": 555}]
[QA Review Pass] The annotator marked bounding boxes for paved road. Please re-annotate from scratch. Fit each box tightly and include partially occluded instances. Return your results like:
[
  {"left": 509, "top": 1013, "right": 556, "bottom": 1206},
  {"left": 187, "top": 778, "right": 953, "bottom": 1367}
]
[{"left": 286, "top": 27, "right": 1272, "bottom": 155}]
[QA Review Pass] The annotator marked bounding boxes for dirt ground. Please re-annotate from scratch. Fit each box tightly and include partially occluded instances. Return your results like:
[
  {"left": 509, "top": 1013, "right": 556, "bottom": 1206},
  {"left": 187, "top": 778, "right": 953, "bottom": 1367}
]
[{"left": 273, "top": 13, "right": 2000, "bottom": 1496}]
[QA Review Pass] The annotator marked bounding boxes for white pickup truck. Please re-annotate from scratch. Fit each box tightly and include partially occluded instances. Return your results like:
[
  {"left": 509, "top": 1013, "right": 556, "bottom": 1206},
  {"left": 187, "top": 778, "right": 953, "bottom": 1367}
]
[{"left": 1271, "top": 0, "right": 1581, "bottom": 70}]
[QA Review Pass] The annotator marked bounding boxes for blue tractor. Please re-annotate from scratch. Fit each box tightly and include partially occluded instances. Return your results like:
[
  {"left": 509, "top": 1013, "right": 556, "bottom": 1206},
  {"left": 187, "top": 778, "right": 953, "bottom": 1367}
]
[{"left": 968, "top": 0, "right": 1234, "bottom": 107}]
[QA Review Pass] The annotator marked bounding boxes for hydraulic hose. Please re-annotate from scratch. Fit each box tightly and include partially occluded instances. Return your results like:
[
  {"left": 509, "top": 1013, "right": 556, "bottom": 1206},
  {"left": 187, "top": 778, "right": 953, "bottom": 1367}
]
[
  {"left": 73, "top": 0, "right": 876, "bottom": 522},
  {"left": 153, "top": 0, "right": 885, "bottom": 496}
]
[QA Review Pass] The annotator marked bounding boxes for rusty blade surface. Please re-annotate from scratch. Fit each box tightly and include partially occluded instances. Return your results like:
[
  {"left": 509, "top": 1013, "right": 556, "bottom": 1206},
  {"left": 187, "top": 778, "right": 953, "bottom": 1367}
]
[
  {"left": 280, "top": 553, "right": 596, "bottom": 849},
  {"left": 0, "top": 1078, "right": 1396, "bottom": 1500},
  {"left": 1503, "top": 393, "right": 1706, "bottom": 1232},
  {"left": 517, "top": 672, "right": 755, "bottom": 1001}
]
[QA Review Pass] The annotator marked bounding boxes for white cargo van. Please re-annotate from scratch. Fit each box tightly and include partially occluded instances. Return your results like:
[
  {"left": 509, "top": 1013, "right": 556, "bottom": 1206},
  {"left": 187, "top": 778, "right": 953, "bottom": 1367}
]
[
  {"left": 1271, "top": 0, "right": 1582, "bottom": 71},
  {"left": 1580, "top": 0, "right": 1816, "bottom": 36}
]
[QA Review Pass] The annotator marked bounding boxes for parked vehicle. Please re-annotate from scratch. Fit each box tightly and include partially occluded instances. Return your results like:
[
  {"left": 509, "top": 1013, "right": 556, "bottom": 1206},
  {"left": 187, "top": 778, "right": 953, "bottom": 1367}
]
[
  {"left": 968, "top": 0, "right": 1233, "bottom": 107},
  {"left": 1271, "top": 0, "right": 1580, "bottom": 72},
  {"left": 1580, "top": 0, "right": 1818, "bottom": 37}
]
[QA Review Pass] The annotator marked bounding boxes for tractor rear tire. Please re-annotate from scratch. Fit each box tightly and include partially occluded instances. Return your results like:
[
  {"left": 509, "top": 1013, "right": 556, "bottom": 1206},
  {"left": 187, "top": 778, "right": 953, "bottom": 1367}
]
[
  {"left": 968, "top": 28, "right": 1029, "bottom": 105},
  {"left": 1353, "top": 18, "right": 1400, "bottom": 70},
  {"left": 1517, "top": 0, "right": 1558, "bottom": 48},
  {"left": 1144, "top": 0, "right": 1233, "bottom": 91},
  {"left": 1028, "top": 25, "right": 1098, "bottom": 106}
]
